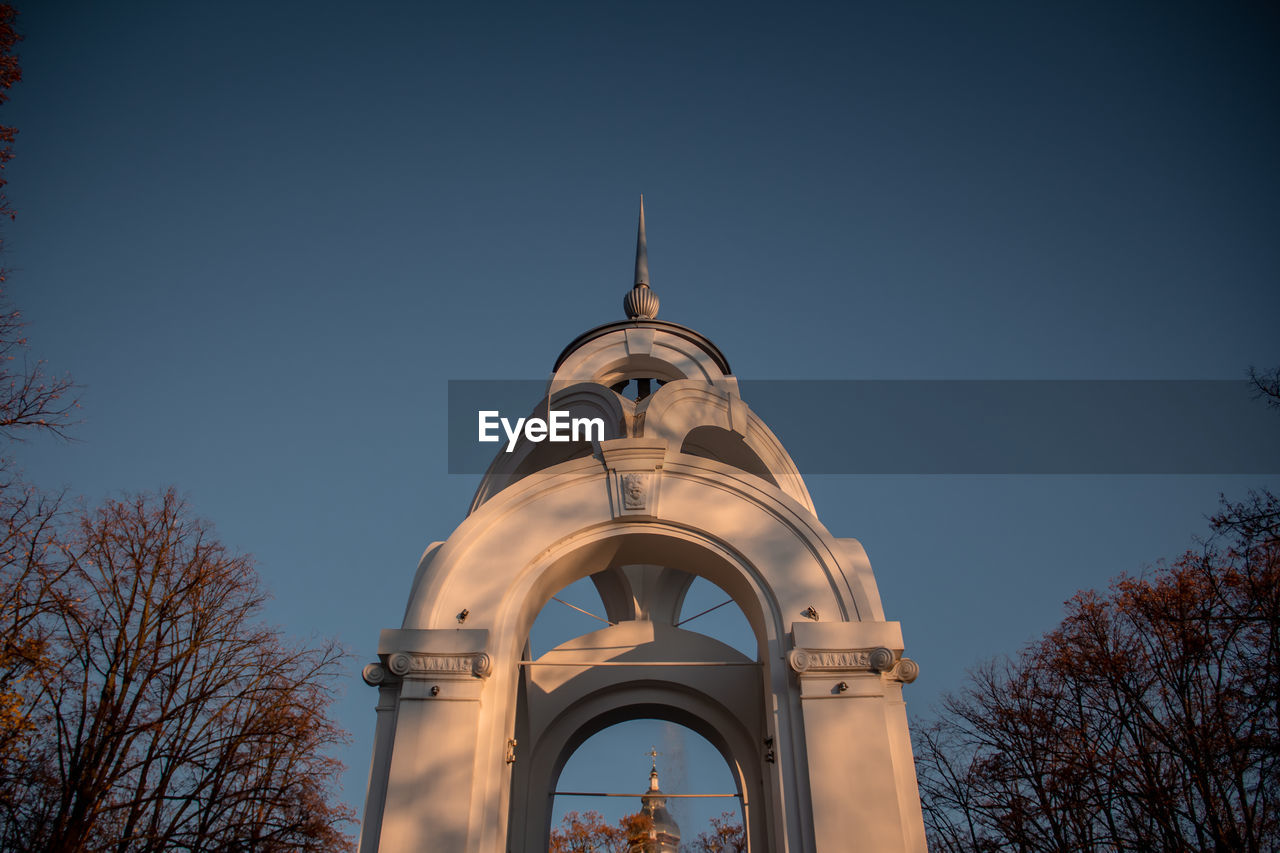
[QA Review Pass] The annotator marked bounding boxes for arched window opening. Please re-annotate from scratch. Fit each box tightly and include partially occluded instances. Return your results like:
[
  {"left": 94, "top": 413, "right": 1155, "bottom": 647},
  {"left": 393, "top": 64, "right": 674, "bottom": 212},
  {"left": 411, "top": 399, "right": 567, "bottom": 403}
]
[
  {"left": 611, "top": 377, "right": 667, "bottom": 402},
  {"left": 529, "top": 566, "right": 761, "bottom": 663},
  {"left": 551, "top": 720, "right": 745, "bottom": 853},
  {"left": 676, "top": 576, "right": 756, "bottom": 660},
  {"left": 529, "top": 576, "right": 613, "bottom": 660}
]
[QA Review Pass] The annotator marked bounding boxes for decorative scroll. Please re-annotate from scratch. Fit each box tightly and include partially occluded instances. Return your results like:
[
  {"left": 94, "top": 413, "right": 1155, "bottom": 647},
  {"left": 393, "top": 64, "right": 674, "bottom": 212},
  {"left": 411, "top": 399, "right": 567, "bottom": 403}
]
[
  {"left": 894, "top": 657, "right": 920, "bottom": 683},
  {"left": 362, "top": 662, "right": 388, "bottom": 686}
]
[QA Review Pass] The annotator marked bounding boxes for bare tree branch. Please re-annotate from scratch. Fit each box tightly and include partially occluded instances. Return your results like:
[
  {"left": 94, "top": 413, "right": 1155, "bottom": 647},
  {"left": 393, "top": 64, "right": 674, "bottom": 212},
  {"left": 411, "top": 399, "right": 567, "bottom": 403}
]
[
  {"left": 0, "top": 490, "right": 355, "bottom": 851},
  {"left": 915, "top": 490, "right": 1280, "bottom": 852}
]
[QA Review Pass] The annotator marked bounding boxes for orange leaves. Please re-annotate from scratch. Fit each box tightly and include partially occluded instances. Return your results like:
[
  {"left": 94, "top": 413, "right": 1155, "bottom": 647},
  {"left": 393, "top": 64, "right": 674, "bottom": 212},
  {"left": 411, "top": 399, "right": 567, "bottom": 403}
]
[
  {"left": 548, "top": 809, "right": 661, "bottom": 853},
  {"left": 549, "top": 809, "right": 626, "bottom": 853},
  {"left": 690, "top": 811, "right": 746, "bottom": 853}
]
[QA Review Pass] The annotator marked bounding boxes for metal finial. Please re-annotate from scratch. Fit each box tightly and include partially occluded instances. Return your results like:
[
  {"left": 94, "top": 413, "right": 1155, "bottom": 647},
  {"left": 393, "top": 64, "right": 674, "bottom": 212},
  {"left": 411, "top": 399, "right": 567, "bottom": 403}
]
[
  {"left": 624, "top": 196, "right": 660, "bottom": 319},
  {"left": 634, "top": 195, "right": 649, "bottom": 286}
]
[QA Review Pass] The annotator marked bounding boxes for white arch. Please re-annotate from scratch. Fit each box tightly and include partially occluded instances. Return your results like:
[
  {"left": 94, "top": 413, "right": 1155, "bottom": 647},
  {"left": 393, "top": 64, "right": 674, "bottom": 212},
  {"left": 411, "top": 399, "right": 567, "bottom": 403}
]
[
  {"left": 403, "top": 451, "right": 876, "bottom": 634},
  {"left": 525, "top": 683, "right": 768, "bottom": 852},
  {"left": 363, "top": 443, "right": 923, "bottom": 852}
]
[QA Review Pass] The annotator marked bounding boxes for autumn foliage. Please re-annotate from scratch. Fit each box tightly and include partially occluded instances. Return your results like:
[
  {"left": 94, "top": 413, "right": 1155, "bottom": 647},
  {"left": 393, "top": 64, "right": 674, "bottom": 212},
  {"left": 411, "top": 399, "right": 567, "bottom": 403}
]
[
  {"left": 915, "top": 490, "right": 1280, "bottom": 852},
  {"left": 691, "top": 810, "right": 747, "bottom": 852},
  {"left": 548, "top": 809, "right": 652, "bottom": 853},
  {"left": 549, "top": 806, "right": 747, "bottom": 852}
]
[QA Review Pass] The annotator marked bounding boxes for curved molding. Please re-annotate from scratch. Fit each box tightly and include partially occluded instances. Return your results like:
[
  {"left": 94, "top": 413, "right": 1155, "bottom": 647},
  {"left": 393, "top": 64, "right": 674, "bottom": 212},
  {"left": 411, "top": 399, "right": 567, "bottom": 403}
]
[
  {"left": 403, "top": 450, "right": 877, "bottom": 636},
  {"left": 552, "top": 324, "right": 735, "bottom": 387},
  {"left": 637, "top": 380, "right": 815, "bottom": 513},
  {"left": 553, "top": 320, "right": 731, "bottom": 374}
]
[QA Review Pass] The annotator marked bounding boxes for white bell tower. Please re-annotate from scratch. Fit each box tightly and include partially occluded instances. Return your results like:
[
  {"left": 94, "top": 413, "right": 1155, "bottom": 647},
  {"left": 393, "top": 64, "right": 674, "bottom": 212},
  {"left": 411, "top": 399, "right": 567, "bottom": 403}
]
[{"left": 358, "top": 199, "right": 927, "bottom": 852}]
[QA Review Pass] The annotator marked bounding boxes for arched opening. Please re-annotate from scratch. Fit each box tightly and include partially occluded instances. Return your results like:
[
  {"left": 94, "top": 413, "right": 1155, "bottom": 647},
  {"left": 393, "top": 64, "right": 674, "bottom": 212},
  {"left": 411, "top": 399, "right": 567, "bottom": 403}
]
[
  {"left": 505, "top": 529, "right": 781, "bottom": 853},
  {"left": 594, "top": 354, "right": 693, "bottom": 390},
  {"left": 528, "top": 575, "right": 614, "bottom": 660},
  {"left": 514, "top": 690, "right": 765, "bottom": 853},
  {"left": 675, "top": 576, "right": 756, "bottom": 660},
  {"left": 526, "top": 567, "right": 759, "bottom": 664},
  {"left": 611, "top": 377, "right": 670, "bottom": 402},
  {"left": 550, "top": 718, "right": 745, "bottom": 852},
  {"left": 508, "top": 529, "right": 782, "bottom": 670},
  {"left": 680, "top": 425, "right": 778, "bottom": 486}
]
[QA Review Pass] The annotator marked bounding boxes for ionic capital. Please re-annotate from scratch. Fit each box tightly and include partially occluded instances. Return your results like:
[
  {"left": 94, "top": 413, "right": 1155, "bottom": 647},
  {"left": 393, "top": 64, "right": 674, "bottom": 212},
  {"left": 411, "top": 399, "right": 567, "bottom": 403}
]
[
  {"left": 383, "top": 651, "right": 493, "bottom": 680},
  {"left": 788, "top": 645, "right": 919, "bottom": 683}
]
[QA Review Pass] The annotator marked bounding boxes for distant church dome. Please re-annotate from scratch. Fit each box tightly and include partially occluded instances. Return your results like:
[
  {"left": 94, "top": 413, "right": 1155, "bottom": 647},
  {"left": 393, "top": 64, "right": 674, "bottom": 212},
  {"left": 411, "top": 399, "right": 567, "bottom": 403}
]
[{"left": 637, "top": 760, "right": 680, "bottom": 853}]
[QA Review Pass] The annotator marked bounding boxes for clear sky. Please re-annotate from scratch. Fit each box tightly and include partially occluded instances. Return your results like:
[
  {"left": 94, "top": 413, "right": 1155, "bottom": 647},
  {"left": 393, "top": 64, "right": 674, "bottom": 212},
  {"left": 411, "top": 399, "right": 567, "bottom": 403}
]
[{"left": 6, "top": 0, "right": 1279, "bottom": 843}]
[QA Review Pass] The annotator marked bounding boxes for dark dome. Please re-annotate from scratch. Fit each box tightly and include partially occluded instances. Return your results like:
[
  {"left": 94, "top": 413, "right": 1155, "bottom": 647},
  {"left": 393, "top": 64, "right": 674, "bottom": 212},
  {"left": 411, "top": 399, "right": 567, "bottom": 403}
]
[{"left": 553, "top": 319, "right": 731, "bottom": 374}]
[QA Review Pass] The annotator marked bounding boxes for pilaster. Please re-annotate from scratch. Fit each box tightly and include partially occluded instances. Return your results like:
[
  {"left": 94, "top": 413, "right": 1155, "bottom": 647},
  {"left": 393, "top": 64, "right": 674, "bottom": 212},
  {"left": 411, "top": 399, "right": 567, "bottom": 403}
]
[
  {"left": 789, "top": 622, "right": 924, "bottom": 853},
  {"left": 368, "top": 629, "right": 492, "bottom": 852}
]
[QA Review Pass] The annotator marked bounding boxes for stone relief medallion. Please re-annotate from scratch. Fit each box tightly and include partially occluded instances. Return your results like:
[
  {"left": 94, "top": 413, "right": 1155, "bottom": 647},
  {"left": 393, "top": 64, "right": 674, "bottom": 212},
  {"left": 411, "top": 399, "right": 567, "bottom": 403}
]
[{"left": 621, "top": 472, "right": 649, "bottom": 509}]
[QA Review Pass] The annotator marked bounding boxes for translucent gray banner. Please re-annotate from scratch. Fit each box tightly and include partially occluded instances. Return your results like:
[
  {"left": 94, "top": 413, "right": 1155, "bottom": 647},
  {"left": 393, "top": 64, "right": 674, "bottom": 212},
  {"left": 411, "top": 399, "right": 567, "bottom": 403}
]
[{"left": 447, "top": 380, "right": 1279, "bottom": 475}]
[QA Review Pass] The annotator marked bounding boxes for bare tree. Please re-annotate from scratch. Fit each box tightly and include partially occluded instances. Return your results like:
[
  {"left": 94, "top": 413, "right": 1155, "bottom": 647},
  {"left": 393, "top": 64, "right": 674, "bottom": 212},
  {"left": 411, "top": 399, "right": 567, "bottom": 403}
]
[
  {"left": 0, "top": 490, "right": 354, "bottom": 851},
  {"left": 0, "top": 3, "right": 19, "bottom": 228},
  {"left": 0, "top": 4, "right": 75, "bottom": 442},
  {"left": 0, "top": 295, "right": 77, "bottom": 441},
  {"left": 1250, "top": 366, "right": 1280, "bottom": 412},
  {"left": 0, "top": 1, "right": 82, "bottom": 816},
  {"left": 0, "top": 484, "right": 63, "bottom": 768},
  {"left": 915, "top": 489, "right": 1280, "bottom": 852},
  {"left": 689, "top": 810, "right": 746, "bottom": 853}
]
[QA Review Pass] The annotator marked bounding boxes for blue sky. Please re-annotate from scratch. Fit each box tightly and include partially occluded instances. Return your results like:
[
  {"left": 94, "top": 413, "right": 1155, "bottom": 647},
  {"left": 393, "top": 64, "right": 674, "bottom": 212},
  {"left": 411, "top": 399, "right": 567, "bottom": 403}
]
[{"left": 6, "top": 1, "right": 1279, "bottom": 841}]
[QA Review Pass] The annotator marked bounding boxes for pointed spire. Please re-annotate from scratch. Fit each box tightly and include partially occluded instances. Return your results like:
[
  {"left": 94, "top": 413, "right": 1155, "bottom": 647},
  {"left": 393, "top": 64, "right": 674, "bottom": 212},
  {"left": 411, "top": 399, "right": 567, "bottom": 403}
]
[
  {"left": 624, "top": 196, "right": 660, "bottom": 320},
  {"left": 634, "top": 194, "right": 649, "bottom": 286}
]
